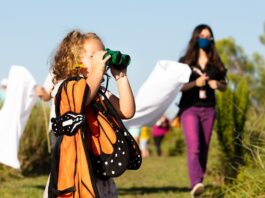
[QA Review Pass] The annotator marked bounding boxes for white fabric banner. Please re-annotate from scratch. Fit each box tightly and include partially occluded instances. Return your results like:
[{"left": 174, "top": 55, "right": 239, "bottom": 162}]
[
  {"left": 124, "top": 60, "right": 191, "bottom": 127},
  {"left": 0, "top": 65, "right": 37, "bottom": 169}
]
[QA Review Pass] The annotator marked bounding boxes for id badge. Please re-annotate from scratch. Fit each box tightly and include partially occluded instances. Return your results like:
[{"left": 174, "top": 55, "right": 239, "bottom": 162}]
[{"left": 199, "top": 89, "right": 207, "bottom": 99}]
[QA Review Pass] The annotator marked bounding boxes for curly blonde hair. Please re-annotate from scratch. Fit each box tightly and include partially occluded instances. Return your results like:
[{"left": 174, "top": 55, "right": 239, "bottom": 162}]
[{"left": 51, "top": 30, "right": 103, "bottom": 82}]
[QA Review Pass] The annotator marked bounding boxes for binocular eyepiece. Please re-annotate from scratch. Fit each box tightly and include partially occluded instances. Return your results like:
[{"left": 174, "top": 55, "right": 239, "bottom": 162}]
[{"left": 104, "top": 48, "right": 131, "bottom": 70}]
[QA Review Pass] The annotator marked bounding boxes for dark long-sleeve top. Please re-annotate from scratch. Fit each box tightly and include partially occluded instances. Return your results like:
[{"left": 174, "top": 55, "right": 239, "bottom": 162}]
[{"left": 178, "top": 64, "right": 226, "bottom": 113}]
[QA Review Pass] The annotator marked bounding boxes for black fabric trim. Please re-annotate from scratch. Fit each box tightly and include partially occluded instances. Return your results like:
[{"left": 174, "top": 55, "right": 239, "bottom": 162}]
[
  {"left": 52, "top": 186, "right": 76, "bottom": 196},
  {"left": 48, "top": 135, "right": 63, "bottom": 198},
  {"left": 97, "top": 90, "right": 141, "bottom": 169}
]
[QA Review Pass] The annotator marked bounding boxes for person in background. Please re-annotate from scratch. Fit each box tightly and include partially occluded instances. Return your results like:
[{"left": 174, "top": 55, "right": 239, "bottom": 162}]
[
  {"left": 0, "top": 78, "right": 8, "bottom": 103},
  {"left": 178, "top": 24, "right": 227, "bottom": 197},
  {"left": 139, "top": 126, "right": 150, "bottom": 158},
  {"left": 152, "top": 115, "right": 170, "bottom": 156}
]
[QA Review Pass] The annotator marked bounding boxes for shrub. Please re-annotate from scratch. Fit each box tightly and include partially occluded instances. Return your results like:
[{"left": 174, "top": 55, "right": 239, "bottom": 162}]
[
  {"left": 224, "top": 140, "right": 265, "bottom": 197},
  {"left": 215, "top": 80, "right": 249, "bottom": 183},
  {"left": 18, "top": 102, "right": 51, "bottom": 176},
  {"left": 167, "top": 128, "right": 185, "bottom": 156}
]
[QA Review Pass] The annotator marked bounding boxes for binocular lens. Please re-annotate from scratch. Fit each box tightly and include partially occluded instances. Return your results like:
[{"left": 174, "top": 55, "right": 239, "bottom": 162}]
[{"left": 122, "top": 54, "right": 131, "bottom": 66}]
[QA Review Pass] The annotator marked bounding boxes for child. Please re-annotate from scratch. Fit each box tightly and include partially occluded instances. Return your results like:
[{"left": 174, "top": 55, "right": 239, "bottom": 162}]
[{"left": 46, "top": 30, "right": 136, "bottom": 198}]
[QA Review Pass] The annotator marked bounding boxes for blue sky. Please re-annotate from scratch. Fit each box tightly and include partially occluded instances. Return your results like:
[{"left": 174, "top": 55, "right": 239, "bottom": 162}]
[{"left": 0, "top": 1, "right": 264, "bottom": 105}]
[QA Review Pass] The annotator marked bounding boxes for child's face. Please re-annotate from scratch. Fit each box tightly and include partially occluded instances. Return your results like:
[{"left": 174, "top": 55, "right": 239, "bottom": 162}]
[{"left": 81, "top": 39, "right": 104, "bottom": 77}]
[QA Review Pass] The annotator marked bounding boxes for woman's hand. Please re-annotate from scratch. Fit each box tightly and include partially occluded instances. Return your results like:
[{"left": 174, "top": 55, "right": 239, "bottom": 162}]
[
  {"left": 208, "top": 80, "right": 227, "bottom": 91},
  {"left": 208, "top": 80, "right": 219, "bottom": 89},
  {"left": 35, "top": 85, "right": 51, "bottom": 101},
  {"left": 195, "top": 74, "right": 209, "bottom": 87}
]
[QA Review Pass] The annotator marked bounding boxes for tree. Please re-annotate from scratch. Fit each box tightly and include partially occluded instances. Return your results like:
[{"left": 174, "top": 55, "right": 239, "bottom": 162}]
[
  {"left": 216, "top": 38, "right": 253, "bottom": 88},
  {"left": 252, "top": 53, "right": 265, "bottom": 106},
  {"left": 259, "top": 22, "right": 265, "bottom": 45},
  {"left": 216, "top": 37, "right": 265, "bottom": 107}
]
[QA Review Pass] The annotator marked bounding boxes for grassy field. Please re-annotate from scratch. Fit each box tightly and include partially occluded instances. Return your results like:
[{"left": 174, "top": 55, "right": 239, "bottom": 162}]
[
  {"left": 0, "top": 156, "right": 223, "bottom": 198},
  {"left": 0, "top": 131, "right": 224, "bottom": 198}
]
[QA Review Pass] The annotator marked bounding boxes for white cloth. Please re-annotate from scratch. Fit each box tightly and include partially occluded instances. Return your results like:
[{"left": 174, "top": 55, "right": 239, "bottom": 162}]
[
  {"left": 0, "top": 65, "right": 37, "bottom": 169},
  {"left": 124, "top": 60, "right": 191, "bottom": 127}
]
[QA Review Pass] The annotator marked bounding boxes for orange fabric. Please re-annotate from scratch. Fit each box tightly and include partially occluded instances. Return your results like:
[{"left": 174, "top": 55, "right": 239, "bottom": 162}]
[
  {"left": 97, "top": 112, "right": 117, "bottom": 144},
  {"left": 85, "top": 97, "right": 117, "bottom": 156},
  {"left": 53, "top": 78, "right": 139, "bottom": 197},
  {"left": 57, "top": 79, "right": 96, "bottom": 198}
]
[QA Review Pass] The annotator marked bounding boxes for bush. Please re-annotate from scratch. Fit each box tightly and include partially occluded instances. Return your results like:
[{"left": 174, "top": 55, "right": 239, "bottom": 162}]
[
  {"left": 166, "top": 128, "right": 185, "bottom": 156},
  {"left": 224, "top": 141, "right": 265, "bottom": 197},
  {"left": 18, "top": 102, "right": 51, "bottom": 176},
  {"left": 215, "top": 80, "right": 249, "bottom": 183}
]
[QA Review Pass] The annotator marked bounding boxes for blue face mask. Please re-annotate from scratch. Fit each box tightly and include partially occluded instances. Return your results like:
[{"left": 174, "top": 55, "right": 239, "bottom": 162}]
[{"left": 197, "top": 38, "right": 211, "bottom": 51}]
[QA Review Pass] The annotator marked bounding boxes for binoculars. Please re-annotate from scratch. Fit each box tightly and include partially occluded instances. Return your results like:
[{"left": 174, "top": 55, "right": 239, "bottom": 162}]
[{"left": 104, "top": 48, "right": 131, "bottom": 70}]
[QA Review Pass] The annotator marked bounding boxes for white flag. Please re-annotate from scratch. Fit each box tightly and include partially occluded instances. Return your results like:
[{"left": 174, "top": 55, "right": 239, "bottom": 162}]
[
  {"left": 0, "top": 65, "right": 37, "bottom": 169},
  {"left": 124, "top": 60, "right": 191, "bottom": 127}
]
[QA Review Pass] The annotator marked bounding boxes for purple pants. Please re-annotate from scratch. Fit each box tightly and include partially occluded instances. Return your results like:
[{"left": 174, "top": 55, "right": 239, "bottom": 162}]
[{"left": 180, "top": 106, "right": 216, "bottom": 188}]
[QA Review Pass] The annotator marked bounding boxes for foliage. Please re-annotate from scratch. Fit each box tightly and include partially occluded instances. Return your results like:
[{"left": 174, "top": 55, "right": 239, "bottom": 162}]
[
  {"left": 224, "top": 165, "right": 265, "bottom": 197},
  {"left": 216, "top": 37, "right": 255, "bottom": 77},
  {"left": 166, "top": 128, "right": 185, "bottom": 156},
  {"left": 215, "top": 31, "right": 264, "bottom": 186},
  {"left": 18, "top": 102, "right": 51, "bottom": 176},
  {"left": 216, "top": 38, "right": 265, "bottom": 107},
  {"left": 252, "top": 53, "right": 265, "bottom": 106},
  {"left": 215, "top": 80, "right": 249, "bottom": 183},
  {"left": 259, "top": 22, "right": 265, "bottom": 45},
  {"left": 224, "top": 111, "right": 265, "bottom": 197}
]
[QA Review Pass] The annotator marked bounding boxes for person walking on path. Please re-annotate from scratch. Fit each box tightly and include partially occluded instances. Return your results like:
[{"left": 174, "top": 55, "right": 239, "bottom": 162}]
[{"left": 178, "top": 24, "right": 227, "bottom": 197}]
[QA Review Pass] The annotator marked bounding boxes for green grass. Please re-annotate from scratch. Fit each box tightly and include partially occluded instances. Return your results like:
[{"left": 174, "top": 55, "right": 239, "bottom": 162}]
[
  {"left": 116, "top": 156, "right": 190, "bottom": 198},
  {"left": 0, "top": 175, "right": 47, "bottom": 198},
  {"left": 4, "top": 121, "right": 265, "bottom": 198},
  {"left": 0, "top": 156, "right": 222, "bottom": 198},
  {"left": 0, "top": 164, "right": 47, "bottom": 198},
  {"left": 0, "top": 132, "right": 224, "bottom": 198}
]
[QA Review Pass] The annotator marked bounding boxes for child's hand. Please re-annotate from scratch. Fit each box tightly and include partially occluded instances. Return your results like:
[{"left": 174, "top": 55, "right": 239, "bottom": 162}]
[
  {"left": 111, "top": 67, "right": 127, "bottom": 81},
  {"left": 91, "top": 50, "right": 111, "bottom": 74}
]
